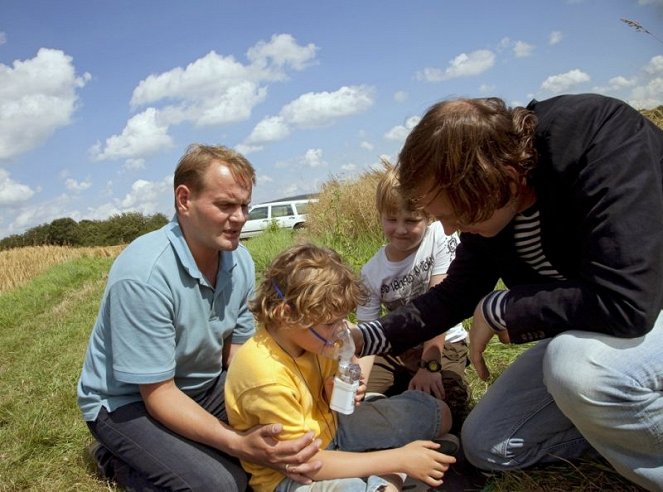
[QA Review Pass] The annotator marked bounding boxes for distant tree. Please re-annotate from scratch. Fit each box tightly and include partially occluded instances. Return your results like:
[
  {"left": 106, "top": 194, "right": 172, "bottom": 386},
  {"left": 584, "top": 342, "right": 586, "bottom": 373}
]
[
  {"left": 49, "top": 217, "right": 81, "bottom": 246},
  {"left": 0, "top": 211, "right": 170, "bottom": 251}
]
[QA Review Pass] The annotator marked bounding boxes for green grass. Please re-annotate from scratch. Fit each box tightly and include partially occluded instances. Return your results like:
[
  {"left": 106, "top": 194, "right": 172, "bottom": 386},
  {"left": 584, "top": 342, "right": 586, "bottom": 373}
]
[
  {"left": 0, "top": 231, "right": 645, "bottom": 491},
  {"left": 0, "top": 256, "right": 116, "bottom": 491}
]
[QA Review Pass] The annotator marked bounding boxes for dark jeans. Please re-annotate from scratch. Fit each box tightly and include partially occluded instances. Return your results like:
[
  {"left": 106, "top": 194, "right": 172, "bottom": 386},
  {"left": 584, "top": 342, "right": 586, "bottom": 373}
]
[{"left": 87, "top": 373, "right": 248, "bottom": 491}]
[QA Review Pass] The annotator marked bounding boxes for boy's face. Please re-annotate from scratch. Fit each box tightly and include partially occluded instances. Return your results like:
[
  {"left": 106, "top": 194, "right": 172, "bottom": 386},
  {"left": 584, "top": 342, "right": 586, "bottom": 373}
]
[
  {"left": 286, "top": 318, "right": 347, "bottom": 357},
  {"left": 381, "top": 209, "right": 428, "bottom": 256}
]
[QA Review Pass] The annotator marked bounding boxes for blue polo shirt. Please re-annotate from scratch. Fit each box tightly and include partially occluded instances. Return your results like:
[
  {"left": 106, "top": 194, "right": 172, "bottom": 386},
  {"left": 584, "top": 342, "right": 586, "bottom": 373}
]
[{"left": 77, "top": 218, "right": 255, "bottom": 421}]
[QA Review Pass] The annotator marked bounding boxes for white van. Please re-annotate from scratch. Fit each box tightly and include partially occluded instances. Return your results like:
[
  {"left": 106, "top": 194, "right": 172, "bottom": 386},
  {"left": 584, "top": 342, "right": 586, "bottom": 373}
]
[{"left": 240, "top": 197, "right": 317, "bottom": 239}]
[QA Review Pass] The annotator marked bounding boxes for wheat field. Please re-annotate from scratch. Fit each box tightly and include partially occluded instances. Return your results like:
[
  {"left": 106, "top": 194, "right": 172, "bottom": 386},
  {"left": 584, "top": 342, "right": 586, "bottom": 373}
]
[{"left": 0, "top": 245, "right": 124, "bottom": 294}]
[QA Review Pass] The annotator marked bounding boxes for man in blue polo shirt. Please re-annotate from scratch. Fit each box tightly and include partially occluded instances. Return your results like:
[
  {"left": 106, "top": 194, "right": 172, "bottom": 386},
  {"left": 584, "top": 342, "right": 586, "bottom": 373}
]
[{"left": 77, "top": 144, "right": 321, "bottom": 490}]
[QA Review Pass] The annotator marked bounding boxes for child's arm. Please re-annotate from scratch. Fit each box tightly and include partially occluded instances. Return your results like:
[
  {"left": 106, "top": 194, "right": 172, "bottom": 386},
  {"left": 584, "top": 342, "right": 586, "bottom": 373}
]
[
  {"left": 410, "top": 334, "right": 446, "bottom": 399},
  {"left": 308, "top": 440, "right": 455, "bottom": 487},
  {"left": 409, "top": 272, "right": 447, "bottom": 397}
]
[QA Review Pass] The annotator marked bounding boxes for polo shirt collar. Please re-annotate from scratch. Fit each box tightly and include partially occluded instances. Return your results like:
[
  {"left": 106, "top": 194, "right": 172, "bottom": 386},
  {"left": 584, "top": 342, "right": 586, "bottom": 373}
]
[{"left": 165, "top": 216, "right": 236, "bottom": 288}]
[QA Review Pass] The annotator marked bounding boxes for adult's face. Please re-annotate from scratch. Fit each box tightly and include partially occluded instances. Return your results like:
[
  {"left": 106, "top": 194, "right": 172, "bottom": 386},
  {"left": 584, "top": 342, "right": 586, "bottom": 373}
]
[
  {"left": 176, "top": 161, "right": 252, "bottom": 253},
  {"left": 419, "top": 186, "right": 517, "bottom": 238}
]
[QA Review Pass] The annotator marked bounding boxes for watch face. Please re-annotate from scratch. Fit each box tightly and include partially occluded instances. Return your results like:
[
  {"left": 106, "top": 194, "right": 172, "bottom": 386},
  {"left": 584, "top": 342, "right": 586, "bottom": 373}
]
[{"left": 426, "top": 360, "right": 441, "bottom": 372}]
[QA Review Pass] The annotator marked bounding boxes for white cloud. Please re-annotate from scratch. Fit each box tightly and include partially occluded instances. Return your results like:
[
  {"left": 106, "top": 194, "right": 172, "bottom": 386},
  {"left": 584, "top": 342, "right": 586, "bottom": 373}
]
[
  {"left": 0, "top": 169, "right": 35, "bottom": 205},
  {"left": 246, "top": 33, "right": 318, "bottom": 71},
  {"left": 644, "top": 55, "right": 663, "bottom": 75},
  {"left": 280, "top": 85, "right": 375, "bottom": 128},
  {"left": 246, "top": 116, "right": 290, "bottom": 144},
  {"left": 64, "top": 178, "right": 92, "bottom": 192},
  {"left": 360, "top": 141, "right": 374, "bottom": 151},
  {"left": 513, "top": 41, "right": 535, "bottom": 58},
  {"left": 479, "top": 83, "right": 496, "bottom": 94},
  {"left": 0, "top": 32, "right": 6, "bottom": 46},
  {"left": 89, "top": 108, "right": 174, "bottom": 162},
  {"left": 96, "top": 34, "right": 318, "bottom": 163},
  {"left": 124, "top": 158, "right": 146, "bottom": 170},
  {"left": 384, "top": 115, "right": 421, "bottom": 141},
  {"left": 256, "top": 174, "right": 274, "bottom": 185},
  {"left": 119, "top": 177, "right": 172, "bottom": 213},
  {"left": 394, "top": 91, "right": 408, "bottom": 102},
  {"left": 301, "top": 148, "right": 326, "bottom": 168},
  {"left": 497, "top": 38, "right": 534, "bottom": 58},
  {"left": 540, "top": 69, "right": 591, "bottom": 93},
  {"left": 416, "top": 50, "right": 495, "bottom": 82},
  {"left": 0, "top": 48, "right": 90, "bottom": 161},
  {"left": 234, "top": 143, "right": 263, "bottom": 155},
  {"left": 549, "top": 31, "right": 563, "bottom": 45},
  {"left": 629, "top": 77, "right": 663, "bottom": 108},
  {"left": 242, "top": 85, "right": 375, "bottom": 148}
]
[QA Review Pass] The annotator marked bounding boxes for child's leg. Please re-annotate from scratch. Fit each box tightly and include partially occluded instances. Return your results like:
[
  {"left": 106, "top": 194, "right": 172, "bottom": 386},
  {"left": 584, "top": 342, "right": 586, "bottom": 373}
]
[
  {"left": 275, "top": 476, "right": 397, "bottom": 492},
  {"left": 336, "top": 390, "right": 447, "bottom": 451},
  {"left": 440, "top": 339, "right": 470, "bottom": 433}
]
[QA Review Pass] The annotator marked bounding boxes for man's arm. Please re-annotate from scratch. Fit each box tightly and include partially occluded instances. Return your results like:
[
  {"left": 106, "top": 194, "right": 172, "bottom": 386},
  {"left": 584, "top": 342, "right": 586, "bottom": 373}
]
[{"left": 140, "top": 380, "right": 322, "bottom": 477}]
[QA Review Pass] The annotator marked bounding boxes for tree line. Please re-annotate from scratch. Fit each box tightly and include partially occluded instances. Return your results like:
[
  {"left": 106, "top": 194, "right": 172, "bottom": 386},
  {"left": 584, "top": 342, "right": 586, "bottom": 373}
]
[{"left": 0, "top": 212, "right": 169, "bottom": 251}]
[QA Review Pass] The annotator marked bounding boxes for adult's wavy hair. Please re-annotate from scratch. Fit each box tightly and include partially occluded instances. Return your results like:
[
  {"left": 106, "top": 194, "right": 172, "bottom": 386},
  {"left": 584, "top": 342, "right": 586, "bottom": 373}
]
[
  {"left": 251, "top": 243, "right": 367, "bottom": 329},
  {"left": 398, "top": 97, "right": 538, "bottom": 224}
]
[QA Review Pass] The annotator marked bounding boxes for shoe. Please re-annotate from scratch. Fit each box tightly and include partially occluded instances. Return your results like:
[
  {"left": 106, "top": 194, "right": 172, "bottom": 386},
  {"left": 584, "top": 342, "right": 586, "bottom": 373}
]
[
  {"left": 434, "top": 433, "right": 460, "bottom": 456},
  {"left": 86, "top": 440, "right": 115, "bottom": 482}
]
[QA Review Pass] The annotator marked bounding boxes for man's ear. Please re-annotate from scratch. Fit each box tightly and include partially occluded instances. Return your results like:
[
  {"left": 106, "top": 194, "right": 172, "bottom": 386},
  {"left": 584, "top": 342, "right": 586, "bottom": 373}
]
[{"left": 175, "top": 185, "right": 191, "bottom": 214}]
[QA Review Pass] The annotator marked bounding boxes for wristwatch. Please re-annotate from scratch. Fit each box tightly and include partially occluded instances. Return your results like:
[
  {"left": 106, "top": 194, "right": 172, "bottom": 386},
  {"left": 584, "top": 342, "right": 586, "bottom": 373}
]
[{"left": 420, "top": 359, "right": 442, "bottom": 372}]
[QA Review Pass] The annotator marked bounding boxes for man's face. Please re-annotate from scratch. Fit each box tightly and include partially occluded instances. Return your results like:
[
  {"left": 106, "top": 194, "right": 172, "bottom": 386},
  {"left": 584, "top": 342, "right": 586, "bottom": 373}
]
[
  {"left": 177, "top": 162, "right": 252, "bottom": 252},
  {"left": 420, "top": 186, "right": 516, "bottom": 238}
]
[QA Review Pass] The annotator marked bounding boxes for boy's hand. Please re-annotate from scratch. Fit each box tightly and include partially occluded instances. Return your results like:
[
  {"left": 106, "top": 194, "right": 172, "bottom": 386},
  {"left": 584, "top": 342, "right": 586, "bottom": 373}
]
[
  {"left": 400, "top": 440, "right": 456, "bottom": 487},
  {"left": 409, "top": 369, "right": 445, "bottom": 400}
]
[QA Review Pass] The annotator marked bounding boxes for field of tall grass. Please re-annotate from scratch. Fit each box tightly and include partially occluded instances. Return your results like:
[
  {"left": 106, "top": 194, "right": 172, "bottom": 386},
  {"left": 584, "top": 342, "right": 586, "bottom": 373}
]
[{"left": 0, "top": 166, "right": 647, "bottom": 491}]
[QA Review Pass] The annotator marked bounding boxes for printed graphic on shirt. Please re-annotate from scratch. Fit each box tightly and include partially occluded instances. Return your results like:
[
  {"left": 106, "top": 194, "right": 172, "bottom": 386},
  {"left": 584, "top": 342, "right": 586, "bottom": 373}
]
[{"left": 382, "top": 255, "right": 435, "bottom": 312}]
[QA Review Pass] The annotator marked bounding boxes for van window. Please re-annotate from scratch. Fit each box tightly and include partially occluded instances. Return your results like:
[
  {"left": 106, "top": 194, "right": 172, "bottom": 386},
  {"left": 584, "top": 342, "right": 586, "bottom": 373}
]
[
  {"left": 294, "top": 202, "right": 310, "bottom": 215},
  {"left": 272, "top": 205, "right": 294, "bottom": 218},
  {"left": 248, "top": 206, "right": 268, "bottom": 220}
]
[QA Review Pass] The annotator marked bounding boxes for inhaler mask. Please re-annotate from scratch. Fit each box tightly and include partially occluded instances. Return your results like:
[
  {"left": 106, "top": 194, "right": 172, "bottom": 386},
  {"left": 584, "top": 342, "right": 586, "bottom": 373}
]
[{"left": 310, "top": 322, "right": 362, "bottom": 415}]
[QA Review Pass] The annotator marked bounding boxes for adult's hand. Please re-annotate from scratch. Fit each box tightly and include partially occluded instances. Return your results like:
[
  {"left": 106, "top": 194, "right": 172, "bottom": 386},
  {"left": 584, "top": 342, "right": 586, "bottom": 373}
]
[
  {"left": 347, "top": 321, "right": 365, "bottom": 355},
  {"left": 235, "top": 424, "right": 322, "bottom": 484},
  {"left": 468, "top": 303, "right": 510, "bottom": 381}
]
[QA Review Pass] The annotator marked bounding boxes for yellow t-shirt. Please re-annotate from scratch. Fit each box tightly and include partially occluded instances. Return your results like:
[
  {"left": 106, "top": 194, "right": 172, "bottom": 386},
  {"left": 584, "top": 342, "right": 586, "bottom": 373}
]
[{"left": 225, "top": 327, "right": 338, "bottom": 492}]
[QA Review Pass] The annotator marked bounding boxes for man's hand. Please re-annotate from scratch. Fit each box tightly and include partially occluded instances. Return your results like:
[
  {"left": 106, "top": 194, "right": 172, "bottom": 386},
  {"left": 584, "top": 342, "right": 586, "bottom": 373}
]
[
  {"left": 469, "top": 303, "right": 510, "bottom": 381},
  {"left": 409, "top": 369, "right": 445, "bottom": 400},
  {"left": 234, "top": 424, "right": 322, "bottom": 484}
]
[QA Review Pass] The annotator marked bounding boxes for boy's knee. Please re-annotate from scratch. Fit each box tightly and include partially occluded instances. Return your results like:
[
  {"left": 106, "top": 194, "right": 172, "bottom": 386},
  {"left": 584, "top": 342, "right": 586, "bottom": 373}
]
[{"left": 436, "top": 400, "right": 453, "bottom": 436}]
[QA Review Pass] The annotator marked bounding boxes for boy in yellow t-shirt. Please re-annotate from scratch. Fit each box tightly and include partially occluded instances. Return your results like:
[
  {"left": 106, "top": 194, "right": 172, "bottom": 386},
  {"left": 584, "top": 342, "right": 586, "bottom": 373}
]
[{"left": 225, "top": 243, "right": 457, "bottom": 492}]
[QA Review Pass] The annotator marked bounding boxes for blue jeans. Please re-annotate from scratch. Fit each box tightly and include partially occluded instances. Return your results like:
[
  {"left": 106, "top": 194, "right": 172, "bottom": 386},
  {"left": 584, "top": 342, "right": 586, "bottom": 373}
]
[
  {"left": 276, "top": 390, "right": 442, "bottom": 491},
  {"left": 462, "top": 312, "right": 663, "bottom": 491},
  {"left": 87, "top": 373, "right": 247, "bottom": 491}
]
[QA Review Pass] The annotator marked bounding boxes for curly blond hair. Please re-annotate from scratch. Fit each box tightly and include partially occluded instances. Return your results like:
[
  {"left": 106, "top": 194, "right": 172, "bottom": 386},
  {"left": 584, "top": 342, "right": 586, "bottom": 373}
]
[{"left": 251, "top": 243, "right": 367, "bottom": 329}]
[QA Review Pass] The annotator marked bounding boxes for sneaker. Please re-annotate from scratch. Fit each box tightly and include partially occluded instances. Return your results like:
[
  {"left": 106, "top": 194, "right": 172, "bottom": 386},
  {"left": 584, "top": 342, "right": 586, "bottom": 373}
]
[
  {"left": 86, "top": 440, "right": 117, "bottom": 482},
  {"left": 434, "top": 433, "right": 460, "bottom": 456}
]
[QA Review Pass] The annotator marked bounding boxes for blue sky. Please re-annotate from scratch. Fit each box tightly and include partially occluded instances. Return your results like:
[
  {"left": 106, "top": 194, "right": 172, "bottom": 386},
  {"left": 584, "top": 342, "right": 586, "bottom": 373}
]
[{"left": 1, "top": 0, "right": 662, "bottom": 239}]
